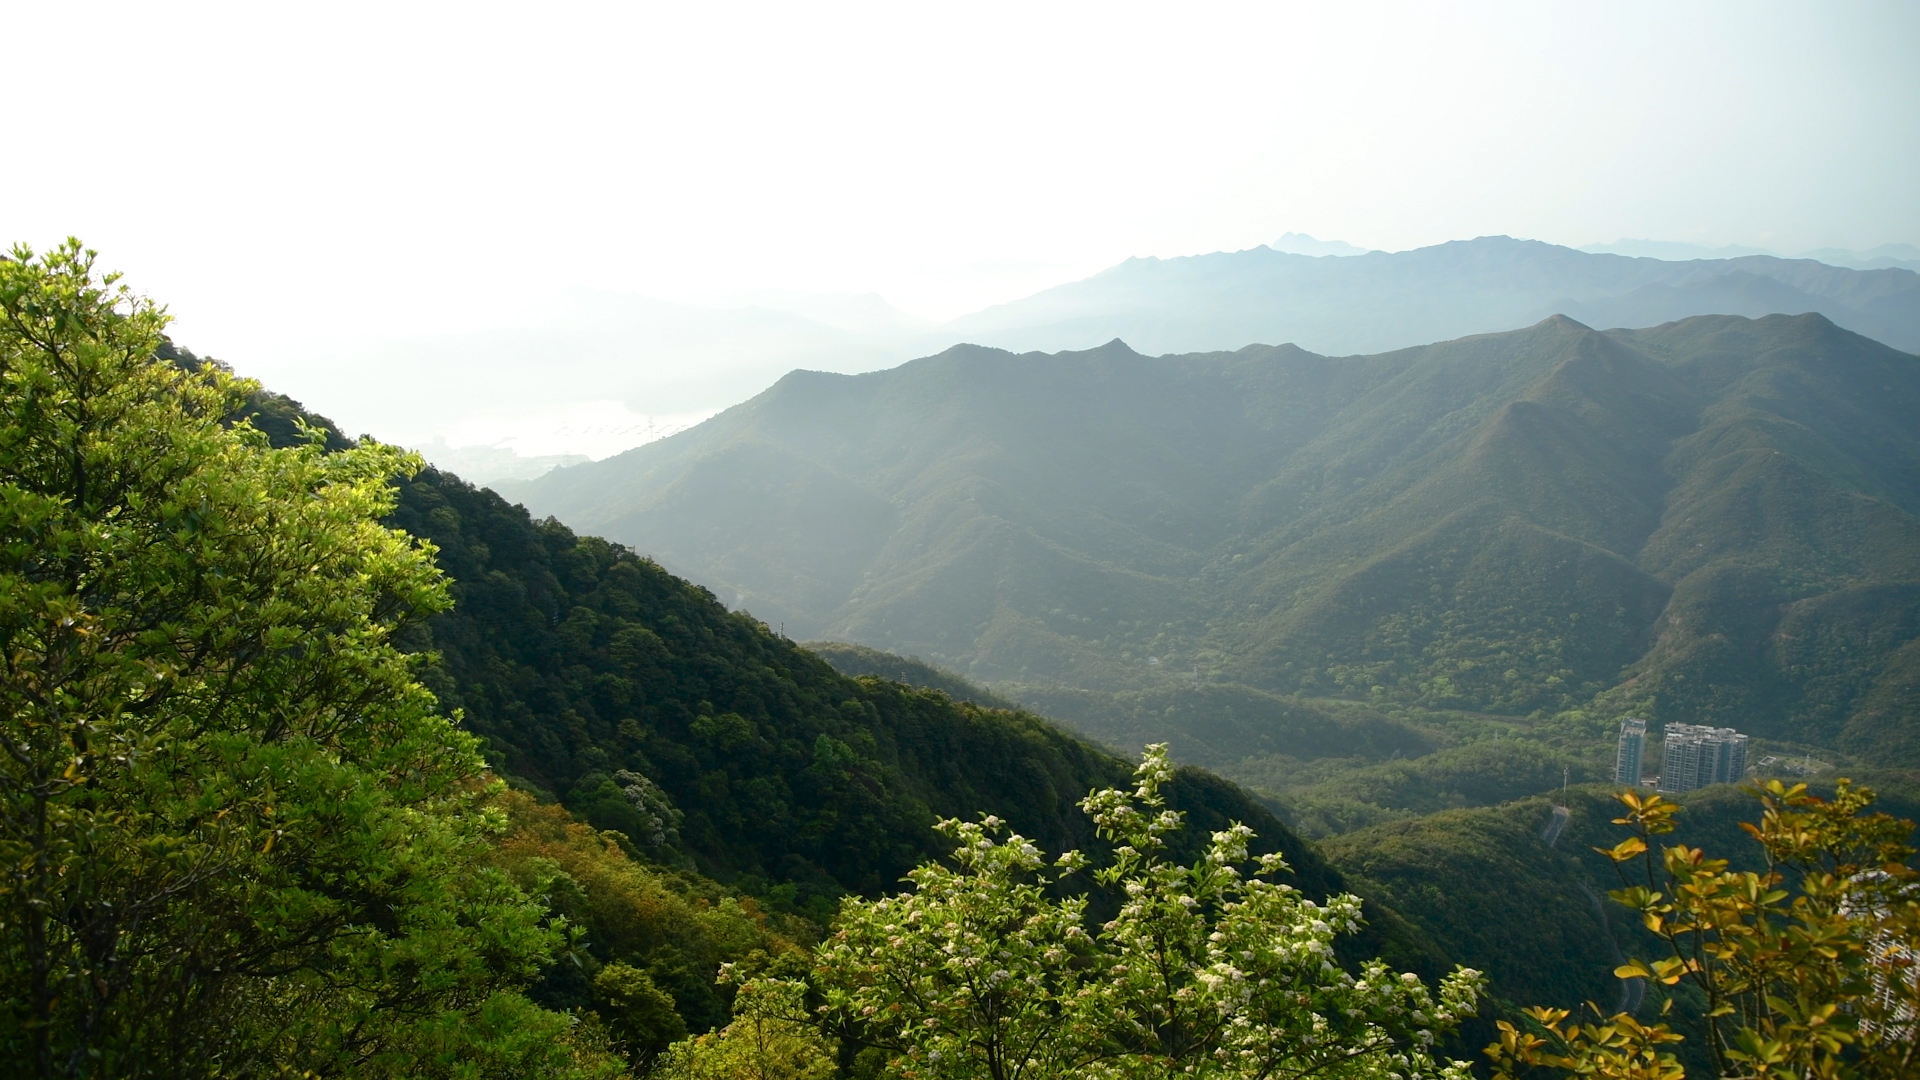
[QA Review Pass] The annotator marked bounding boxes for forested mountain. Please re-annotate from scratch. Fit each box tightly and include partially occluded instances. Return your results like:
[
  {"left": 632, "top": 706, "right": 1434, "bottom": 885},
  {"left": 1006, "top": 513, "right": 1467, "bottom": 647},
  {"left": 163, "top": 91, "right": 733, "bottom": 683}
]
[
  {"left": 938, "top": 236, "right": 1920, "bottom": 355},
  {"left": 804, "top": 641, "right": 1021, "bottom": 709},
  {"left": 234, "top": 367, "right": 1399, "bottom": 930},
  {"left": 390, "top": 467, "right": 1452, "bottom": 964},
  {"left": 320, "top": 425, "right": 1418, "bottom": 957},
  {"left": 227, "top": 374, "right": 1451, "bottom": 1024},
  {"left": 219, "top": 290, "right": 1920, "bottom": 1067},
  {"left": 503, "top": 314, "right": 1920, "bottom": 774},
  {"left": 24, "top": 248, "right": 1914, "bottom": 1077},
  {"left": 212, "top": 306, "right": 1920, "bottom": 1062}
]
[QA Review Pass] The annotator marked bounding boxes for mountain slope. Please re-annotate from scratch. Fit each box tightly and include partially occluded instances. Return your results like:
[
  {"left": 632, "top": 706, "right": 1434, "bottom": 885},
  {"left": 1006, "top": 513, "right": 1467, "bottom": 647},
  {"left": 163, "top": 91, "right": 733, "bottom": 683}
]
[
  {"left": 804, "top": 641, "right": 1021, "bottom": 710},
  {"left": 203, "top": 347, "right": 1456, "bottom": 1039},
  {"left": 1323, "top": 776, "right": 1920, "bottom": 1015},
  {"left": 503, "top": 314, "right": 1920, "bottom": 764},
  {"left": 227, "top": 355, "right": 1409, "bottom": 926},
  {"left": 383, "top": 462, "right": 1456, "bottom": 981}
]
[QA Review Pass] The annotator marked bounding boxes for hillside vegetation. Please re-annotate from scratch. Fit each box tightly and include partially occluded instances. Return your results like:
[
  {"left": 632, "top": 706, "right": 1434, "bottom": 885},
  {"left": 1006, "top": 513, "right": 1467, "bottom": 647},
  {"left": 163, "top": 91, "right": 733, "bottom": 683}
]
[
  {"left": 801, "top": 641, "right": 1020, "bottom": 709},
  {"left": 387, "top": 468, "right": 1388, "bottom": 917},
  {"left": 505, "top": 314, "right": 1920, "bottom": 784},
  {"left": 1321, "top": 775, "right": 1920, "bottom": 1019},
  {"left": 17, "top": 243, "right": 1916, "bottom": 1079},
  {"left": 228, "top": 350, "right": 1453, "bottom": 1047},
  {"left": 233, "top": 369, "right": 1418, "bottom": 945}
]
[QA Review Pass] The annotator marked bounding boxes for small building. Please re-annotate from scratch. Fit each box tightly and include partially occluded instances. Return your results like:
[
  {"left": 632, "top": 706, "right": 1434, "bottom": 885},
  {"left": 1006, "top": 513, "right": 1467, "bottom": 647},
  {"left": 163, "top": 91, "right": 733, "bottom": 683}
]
[
  {"left": 1614, "top": 717, "right": 1647, "bottom": 786},
  {"left": 1657, "top": 723, "right": 1749, "bottom": 793}
]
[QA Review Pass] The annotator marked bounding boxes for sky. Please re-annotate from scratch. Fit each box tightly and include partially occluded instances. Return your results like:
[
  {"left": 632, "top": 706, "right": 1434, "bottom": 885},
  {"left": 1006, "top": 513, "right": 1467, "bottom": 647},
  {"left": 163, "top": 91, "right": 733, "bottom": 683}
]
[{"left": 5, "top": 0, "right": 1917, "bottom": 458}]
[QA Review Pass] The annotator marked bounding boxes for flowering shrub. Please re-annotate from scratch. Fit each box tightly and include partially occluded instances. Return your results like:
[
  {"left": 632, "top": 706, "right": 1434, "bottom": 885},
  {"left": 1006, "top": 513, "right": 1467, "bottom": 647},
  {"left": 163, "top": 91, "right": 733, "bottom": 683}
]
[{"left": 807, "top": 746, "right": 1483, "bottom": 1080}]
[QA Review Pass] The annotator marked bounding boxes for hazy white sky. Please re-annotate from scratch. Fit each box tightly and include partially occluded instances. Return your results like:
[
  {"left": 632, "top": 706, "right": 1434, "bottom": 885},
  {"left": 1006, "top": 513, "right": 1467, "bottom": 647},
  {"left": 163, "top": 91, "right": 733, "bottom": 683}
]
[{"left": 5, "top": 0, "right": 1917, "bottom": 449}]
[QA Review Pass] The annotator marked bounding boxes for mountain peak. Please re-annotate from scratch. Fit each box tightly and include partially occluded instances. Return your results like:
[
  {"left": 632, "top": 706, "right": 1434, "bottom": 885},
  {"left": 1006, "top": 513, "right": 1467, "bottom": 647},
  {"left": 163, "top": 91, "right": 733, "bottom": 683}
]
[
  {"left": 1270, "top": 233, "right": 1373, "bottom": 258},
  {"left": 1050, "top": 338, "right": 1143, "bottom": 360},
  {"left": 1539, "top": 314, "right": 1595, "bottom": 332}
]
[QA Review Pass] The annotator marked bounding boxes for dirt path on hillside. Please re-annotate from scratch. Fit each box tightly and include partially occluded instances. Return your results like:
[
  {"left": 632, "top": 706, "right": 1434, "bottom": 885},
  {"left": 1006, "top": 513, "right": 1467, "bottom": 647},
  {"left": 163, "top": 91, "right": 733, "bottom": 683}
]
[{"left": 1542, "top": 803, "right": 1645, "bottom": 1015}]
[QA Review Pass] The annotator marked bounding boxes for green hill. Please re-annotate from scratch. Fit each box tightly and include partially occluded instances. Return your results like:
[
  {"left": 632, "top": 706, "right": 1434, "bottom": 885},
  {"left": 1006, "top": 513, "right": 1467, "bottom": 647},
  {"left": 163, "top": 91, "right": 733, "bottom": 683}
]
[
  {"left": 502, "top": 314, "right": 1920, "bottom": 775},
  {"left": 223, "top": 370, "right": 1438, "bottom": 971},
  {"left": 1322, "top": 774, "right": 1920, "bottom": 1016},
  {"left": 390, "top": 463, "right": 1414, "bottom": 933},
  {"left": 802, "top": 641, "right": 1020, "bottom": 709}
]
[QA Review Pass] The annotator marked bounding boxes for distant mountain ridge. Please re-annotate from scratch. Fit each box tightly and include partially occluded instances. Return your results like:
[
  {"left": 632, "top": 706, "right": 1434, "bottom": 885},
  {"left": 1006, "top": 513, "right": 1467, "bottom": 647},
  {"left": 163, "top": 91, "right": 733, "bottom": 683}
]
[
  {"left": 1270, "top": 232, "right": 1374, "bottom": 257},
  {"left": 502, "top": 313, "right": 1920, "bottom": 764},
  {"left": 940, "top": 236, "right": 1920, "bottom": 356},
  {"left": 1582, "top": 239, "right": 1920, "bottom": 272},
  {"left": 347, "top": 236, "right": 1918, "bottom": 479}
]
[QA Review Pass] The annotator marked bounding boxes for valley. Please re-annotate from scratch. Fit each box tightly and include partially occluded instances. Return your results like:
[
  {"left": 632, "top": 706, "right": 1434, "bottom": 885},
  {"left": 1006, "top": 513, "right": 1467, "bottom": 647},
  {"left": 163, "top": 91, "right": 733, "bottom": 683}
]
[{"left": 497, "top": 313, "right": 1920, "bottom": 839}]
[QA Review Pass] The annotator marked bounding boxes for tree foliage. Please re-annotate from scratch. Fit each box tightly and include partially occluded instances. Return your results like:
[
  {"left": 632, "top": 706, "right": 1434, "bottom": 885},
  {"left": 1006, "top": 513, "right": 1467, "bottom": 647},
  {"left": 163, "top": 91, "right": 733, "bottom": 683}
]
[
  {"left": 816, "top": 814, "right": 1104, "bottom": 1080},
  {"left": 0, "top": 241, "right": 602, "bottom": 1078},
  {"left": 484, "top": 787, "right": 812, "bottom": 1067},
  {"left": 1488, "top": 781, "right": 1920, "bottom": 1080},
  {"left": 809, "top": 746, "right": 1483, "bottom": 1080},
  {"left": 652, "top": 978, "right": 837, "bottom": 1080}
]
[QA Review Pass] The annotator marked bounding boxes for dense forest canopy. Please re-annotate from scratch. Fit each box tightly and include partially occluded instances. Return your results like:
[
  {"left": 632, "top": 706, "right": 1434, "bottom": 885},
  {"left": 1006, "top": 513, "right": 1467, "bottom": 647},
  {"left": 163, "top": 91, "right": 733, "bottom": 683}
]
[{"left": 0, "top": 241, "right": 603, "bottom": 1077}]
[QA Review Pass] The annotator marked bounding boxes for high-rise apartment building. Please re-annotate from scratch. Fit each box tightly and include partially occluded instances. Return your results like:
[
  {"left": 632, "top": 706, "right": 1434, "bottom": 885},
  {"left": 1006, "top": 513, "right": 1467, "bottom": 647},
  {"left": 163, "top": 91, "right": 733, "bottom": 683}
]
[
  {"left": 1614, "top": 717, "right": 1647, "bottom": 786},
  {"left": 1658, "top": 724, "right": 1750, "bottom": 793}
]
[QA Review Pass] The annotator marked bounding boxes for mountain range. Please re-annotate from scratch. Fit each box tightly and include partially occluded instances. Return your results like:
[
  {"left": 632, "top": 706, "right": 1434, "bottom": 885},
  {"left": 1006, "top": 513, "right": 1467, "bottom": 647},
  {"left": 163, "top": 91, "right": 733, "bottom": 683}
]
[
  {"left": 225, "top": 332, "right": 1920, "bottom": 1043},
  {"left": 333, "top": 236, "right": 1920, "bottom": 477},
  {"left": 500, "top": 312, "right": 1920, "bottom": 775},
  {"left": 938, "top": 236, "right": 1920, "bottom": 357},
  {"left": 177, "top": 220, "right": 1920, "bottom": 1061},
  {"left": 1583, "top": 239, "right": 1920, "bottom": 271}
]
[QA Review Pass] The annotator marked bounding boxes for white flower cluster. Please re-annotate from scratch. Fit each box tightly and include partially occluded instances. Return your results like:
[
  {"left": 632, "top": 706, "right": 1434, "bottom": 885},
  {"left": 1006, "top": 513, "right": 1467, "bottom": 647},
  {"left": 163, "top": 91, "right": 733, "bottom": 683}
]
[{"left": 810, "top": 745, "right": 1484, "bottom": 1080}]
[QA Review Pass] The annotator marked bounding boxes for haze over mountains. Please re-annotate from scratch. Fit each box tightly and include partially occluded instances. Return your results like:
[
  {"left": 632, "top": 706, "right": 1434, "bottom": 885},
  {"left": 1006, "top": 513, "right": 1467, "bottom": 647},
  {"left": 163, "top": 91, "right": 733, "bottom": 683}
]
[
  {"left": 939, "top": 236, "right": 1920, "bottom": 358},
  {"left": 503, "top": 313, "right": 1920, "bottom": 775},
  {"left": 1581, "top": 239, "right": 1920, "bottom": 271},
  {"left": 397, "top": 236, "right": 1919, "bottom": 478}
]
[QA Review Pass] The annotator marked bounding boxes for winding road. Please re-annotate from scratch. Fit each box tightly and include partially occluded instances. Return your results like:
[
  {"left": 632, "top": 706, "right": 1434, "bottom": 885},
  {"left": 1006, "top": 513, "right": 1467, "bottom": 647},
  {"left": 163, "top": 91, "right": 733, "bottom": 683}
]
[
  {"left": 1540, "top": 803, "right": 1645, "bottom": 1016},
  {"left": 1540, "top": 804, "right": 1570, "bottom": 847}
]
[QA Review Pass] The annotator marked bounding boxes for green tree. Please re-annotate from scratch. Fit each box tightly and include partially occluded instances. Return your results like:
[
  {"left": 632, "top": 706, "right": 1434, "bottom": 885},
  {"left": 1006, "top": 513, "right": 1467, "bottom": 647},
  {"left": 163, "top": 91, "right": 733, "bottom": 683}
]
[
  {"left": 653, "top": 979, "right": 836, "bottom": 1080},
  {"left": 1487, "top": 782, "right": 1920, "bottom": 1080},
  {"left": 814, "top": 814, "right": 1104, "bottom": 1080},
  {"left": 1079, "top": 748, "right": 1482, "bottom": 1079},
  {"left": 595, "top": 962, "right": 689, "bottom": 1062},
  {"left": 0, "top": 241, "right": 604, "bottom": 1077},
  {"left": 814, "top": 746, "right": 1482, "bottom": 1080}
]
